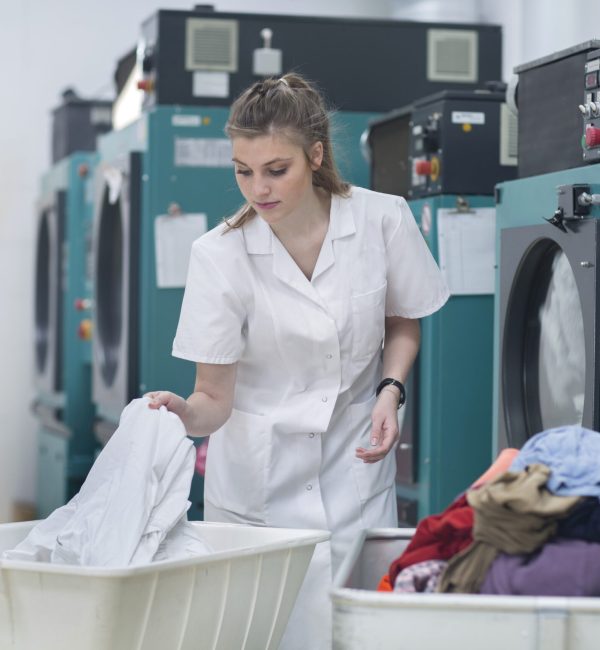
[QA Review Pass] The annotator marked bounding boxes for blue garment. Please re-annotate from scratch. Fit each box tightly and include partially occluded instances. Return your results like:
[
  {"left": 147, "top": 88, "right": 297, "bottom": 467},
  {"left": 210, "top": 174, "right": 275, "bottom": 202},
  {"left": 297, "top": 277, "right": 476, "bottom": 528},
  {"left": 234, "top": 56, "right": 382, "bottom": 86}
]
[{"left": 510, "top": 426, "right": 600, "bottom": 496}]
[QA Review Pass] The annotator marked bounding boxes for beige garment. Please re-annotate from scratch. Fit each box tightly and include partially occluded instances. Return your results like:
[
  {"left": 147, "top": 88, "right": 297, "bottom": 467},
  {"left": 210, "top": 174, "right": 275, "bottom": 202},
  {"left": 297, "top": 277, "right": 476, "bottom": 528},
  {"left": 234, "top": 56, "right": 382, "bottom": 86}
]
[{"left": 438, "top": 464, "right": 581, "bottom": 593}]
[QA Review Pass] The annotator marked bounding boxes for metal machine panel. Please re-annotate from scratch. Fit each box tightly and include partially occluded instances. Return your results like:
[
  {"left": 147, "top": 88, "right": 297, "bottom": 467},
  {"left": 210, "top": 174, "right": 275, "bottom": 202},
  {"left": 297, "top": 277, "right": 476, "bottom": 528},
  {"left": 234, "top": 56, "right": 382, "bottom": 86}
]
[
  {"left": 367, "top": 89, "right": 517, "bottom": 201},
  {"left": 515, "top": 40, "right": 600, "bottom": 177},
  {"left": 137, "top": 9, "right": 502, "bottom": 112},
  {"left": 494, "top": 165, "right": 600, "bottom": 452},
  {"left": 51, "top": 89, "right": 112, "bottom": 164},
  {"left": 408, "top": 89, "right": 517, "bottom": 198}
]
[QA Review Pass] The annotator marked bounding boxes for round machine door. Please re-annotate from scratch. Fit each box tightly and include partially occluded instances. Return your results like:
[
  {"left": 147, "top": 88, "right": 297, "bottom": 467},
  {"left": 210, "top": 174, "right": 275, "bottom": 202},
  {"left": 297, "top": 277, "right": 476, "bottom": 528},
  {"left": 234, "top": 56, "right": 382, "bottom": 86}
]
[
  {"left": 499, "top": 219, "right": 599, "bottom": 448},
  {"left": 34, "top": 199, "right": 63, "bottom": 394},
  {"left": 91, "top": 158, "right": 140, "bottom": 422}
]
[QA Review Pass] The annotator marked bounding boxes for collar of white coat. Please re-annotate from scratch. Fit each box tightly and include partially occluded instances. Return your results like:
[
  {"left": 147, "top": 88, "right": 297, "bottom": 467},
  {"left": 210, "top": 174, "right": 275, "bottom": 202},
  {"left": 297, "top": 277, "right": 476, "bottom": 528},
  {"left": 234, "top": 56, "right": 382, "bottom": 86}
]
[{"left": 242, "top": 190, "right": 357, "bottom": 255}]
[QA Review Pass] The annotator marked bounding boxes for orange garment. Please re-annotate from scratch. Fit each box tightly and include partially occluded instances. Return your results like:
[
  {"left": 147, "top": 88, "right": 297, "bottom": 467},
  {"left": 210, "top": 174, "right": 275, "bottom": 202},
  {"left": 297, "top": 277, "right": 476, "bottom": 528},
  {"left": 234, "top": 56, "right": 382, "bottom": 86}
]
[
  {"left": 377, "top": 573, "right": 393, "bottom": 592},
  {"left": 471, "top": 448, "right": 520, "bottom": 488}
]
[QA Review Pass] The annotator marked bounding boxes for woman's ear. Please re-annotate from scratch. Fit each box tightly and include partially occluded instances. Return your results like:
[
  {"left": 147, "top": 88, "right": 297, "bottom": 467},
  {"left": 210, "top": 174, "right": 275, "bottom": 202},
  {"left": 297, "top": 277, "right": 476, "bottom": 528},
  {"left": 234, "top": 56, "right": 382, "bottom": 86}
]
[{"left": 309, "top": 141, "right": 324, "bottom": 171}]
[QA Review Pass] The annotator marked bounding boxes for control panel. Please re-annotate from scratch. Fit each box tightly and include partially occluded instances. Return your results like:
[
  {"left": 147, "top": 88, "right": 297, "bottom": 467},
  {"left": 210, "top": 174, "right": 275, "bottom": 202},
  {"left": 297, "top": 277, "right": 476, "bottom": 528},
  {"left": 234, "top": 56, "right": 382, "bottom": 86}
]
[
  {"left": 582, "top": 49, "right": 600, "bottom": 163},
  {"left": 408, "top": 88, "right": 517, "bottom": 198}
]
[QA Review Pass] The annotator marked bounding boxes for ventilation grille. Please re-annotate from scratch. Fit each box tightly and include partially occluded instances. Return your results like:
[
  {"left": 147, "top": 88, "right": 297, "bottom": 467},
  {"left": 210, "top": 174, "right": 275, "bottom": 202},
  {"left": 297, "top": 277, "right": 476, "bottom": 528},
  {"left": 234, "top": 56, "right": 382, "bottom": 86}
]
[
  {"left": 500, "top": 103, "right": 518, "bottom": 166},
  {"left": 427, "top": 29, "right": 478, "bottom": 83},
  {"left": 185, "top": 19, "right": 238, "bottom": 72}
]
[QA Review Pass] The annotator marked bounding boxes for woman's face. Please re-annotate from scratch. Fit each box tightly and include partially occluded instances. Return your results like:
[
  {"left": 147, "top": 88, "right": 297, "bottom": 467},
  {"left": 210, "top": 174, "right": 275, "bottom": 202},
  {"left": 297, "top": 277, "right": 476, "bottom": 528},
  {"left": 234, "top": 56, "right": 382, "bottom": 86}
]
[{"left": 232, "top": 132, "right": 323, "bottom": 226}]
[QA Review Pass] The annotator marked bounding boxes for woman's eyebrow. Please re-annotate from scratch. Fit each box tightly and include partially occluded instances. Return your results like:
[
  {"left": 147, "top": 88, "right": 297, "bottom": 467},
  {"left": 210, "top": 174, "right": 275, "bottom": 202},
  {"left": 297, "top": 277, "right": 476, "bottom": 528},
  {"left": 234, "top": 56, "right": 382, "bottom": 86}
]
[{"left": 231, "top": 157, "right": 293, "bottom": 167}]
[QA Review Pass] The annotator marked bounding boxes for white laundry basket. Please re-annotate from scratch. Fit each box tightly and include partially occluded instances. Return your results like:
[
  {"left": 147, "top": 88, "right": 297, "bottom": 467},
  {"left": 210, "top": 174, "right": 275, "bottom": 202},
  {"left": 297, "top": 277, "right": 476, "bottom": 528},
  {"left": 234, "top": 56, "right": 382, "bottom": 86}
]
[
  {"left": 332, "top": 528, "right": 600, "bottom": 650},
  {"left": 0, "top": 520, "right": 329, "bottom": 650}
]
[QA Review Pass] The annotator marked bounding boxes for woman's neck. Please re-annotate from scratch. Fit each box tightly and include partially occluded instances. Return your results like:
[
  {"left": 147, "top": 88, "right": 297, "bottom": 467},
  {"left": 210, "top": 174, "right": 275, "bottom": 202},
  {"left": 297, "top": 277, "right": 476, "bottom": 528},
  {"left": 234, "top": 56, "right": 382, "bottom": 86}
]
[{"left": 269, "top": 187, "right": 331, "bottom": 245}]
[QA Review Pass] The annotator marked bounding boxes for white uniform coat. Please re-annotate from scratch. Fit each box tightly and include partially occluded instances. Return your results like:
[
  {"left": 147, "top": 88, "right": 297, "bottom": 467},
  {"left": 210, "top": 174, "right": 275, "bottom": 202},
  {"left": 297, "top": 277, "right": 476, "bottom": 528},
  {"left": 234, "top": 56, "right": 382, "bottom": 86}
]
[{"left": 173, "top": 187, "right": 449, "bottom": 649}]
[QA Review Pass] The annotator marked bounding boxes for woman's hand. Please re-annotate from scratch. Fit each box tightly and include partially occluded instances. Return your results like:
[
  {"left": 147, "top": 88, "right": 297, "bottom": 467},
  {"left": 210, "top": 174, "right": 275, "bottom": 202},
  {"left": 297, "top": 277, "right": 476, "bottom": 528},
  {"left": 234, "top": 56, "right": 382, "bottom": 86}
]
[
  {"left": 145, "top": 391, "right": 189, "bottom": 420},
  {"left": 355, "top": 389, "right": 400, "bottom": 463}
]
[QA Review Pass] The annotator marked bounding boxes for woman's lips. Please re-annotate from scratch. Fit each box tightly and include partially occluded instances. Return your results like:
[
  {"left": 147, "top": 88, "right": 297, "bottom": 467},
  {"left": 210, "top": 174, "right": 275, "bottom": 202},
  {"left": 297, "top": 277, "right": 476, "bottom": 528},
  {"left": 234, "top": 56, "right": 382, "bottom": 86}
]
[{"left": 255, "top": 201, "right": 280, "bottom": 210}]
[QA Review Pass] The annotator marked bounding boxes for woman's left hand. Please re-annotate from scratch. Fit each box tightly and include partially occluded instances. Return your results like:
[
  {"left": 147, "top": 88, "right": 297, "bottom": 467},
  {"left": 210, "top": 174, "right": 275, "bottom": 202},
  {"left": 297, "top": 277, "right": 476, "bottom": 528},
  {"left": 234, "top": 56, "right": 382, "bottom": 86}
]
[{"left": 355, "top": 390, "right": 400, "bottom": 463}]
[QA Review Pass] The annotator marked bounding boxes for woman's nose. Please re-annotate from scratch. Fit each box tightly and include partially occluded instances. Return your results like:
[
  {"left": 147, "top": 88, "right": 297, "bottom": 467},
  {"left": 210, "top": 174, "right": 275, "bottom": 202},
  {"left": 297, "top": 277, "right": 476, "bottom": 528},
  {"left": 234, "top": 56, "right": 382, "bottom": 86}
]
[{"left": 253, "top": 177, "right": 271, "bottom": 197}]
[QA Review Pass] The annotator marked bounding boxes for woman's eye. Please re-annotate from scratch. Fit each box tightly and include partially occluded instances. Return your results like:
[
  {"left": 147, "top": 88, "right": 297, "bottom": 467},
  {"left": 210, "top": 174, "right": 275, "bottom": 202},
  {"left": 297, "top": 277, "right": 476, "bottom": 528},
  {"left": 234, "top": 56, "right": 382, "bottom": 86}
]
[
  {"left": 235, "top": 169, "right": 251, "bottom": 176},
  {"left": 269, "top": 168, "right": 287, "bottom": 177}
]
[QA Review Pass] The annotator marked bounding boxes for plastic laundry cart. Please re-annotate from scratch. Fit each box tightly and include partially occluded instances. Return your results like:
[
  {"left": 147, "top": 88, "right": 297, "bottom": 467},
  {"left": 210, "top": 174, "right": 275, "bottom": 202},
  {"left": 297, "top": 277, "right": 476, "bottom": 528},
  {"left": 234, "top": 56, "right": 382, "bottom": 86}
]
[
  {"left": 0, "top": 520, "right": 329, "bottom": 650},
  {"left": 332, "top": 528, "right": 600, "bottom": 650}
]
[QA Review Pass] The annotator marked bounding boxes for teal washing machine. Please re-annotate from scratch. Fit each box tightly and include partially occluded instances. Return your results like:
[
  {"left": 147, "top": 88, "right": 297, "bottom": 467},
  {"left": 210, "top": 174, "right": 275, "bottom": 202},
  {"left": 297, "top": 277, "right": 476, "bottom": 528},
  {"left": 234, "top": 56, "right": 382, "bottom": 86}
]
[
  {"left": 494, "top": 168, "right": 600, "bottom": 452},
  {"left": 367, "top": 87, "right": 516, "bottom": 522},
  {"left": 33, "top": 91, "right": 112, "bottom": 517},
  {"left": 494, "top": 42, "right": 600, "bottom": 451},
  {"left": 91, "top": 7, "right": 504, "bottom": 520},
  {"left": 33, "top": 152, "right": 100, "bottom": 517}
]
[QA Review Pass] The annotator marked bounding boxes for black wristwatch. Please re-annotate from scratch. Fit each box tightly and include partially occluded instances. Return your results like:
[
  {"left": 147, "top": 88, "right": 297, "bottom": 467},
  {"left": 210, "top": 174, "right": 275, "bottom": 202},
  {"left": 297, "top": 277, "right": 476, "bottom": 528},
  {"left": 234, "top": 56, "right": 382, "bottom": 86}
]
[{"left": 376, "top": 378, "right": 406, "bottom": 409}]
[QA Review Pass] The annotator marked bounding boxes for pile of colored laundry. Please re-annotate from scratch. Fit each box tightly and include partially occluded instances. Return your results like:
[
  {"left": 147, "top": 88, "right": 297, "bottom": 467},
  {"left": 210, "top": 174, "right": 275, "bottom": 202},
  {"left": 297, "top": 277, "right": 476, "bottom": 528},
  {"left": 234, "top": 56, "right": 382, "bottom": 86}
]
[{"left": 380, "top": 425, "right": 600, "bottom": 597}]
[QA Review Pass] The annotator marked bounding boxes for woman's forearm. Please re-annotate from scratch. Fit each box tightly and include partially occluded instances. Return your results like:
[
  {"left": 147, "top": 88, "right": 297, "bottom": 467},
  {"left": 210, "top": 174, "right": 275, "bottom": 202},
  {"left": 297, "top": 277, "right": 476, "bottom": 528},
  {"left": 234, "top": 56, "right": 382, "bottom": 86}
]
[
  {"left": 382, "top": 316, "right": 420, "bottom": 387},
  {"left": 182, "top": 390, "right": 233, "bottom": 437}
]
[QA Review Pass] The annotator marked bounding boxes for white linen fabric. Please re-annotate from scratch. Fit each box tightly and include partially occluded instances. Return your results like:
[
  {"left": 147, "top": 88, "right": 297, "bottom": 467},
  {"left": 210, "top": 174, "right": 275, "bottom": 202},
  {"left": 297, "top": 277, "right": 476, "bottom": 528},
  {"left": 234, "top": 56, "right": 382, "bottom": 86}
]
[
  {"left": 172, "top": 186, "right": 449, "bottom": 649},
  {"left": 4, "top": 398, "right": 212, "bottom": 566}
]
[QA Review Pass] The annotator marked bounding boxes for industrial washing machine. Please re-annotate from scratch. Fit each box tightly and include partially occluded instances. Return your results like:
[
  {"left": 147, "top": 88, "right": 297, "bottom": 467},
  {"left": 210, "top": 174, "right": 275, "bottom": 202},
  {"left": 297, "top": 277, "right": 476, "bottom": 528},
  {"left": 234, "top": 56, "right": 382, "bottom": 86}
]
[
  {"left": 33, "top": 91, "right": 111, "bottom": 517},
  {"left": 495, "top": 171, "right": 600, "bottom": 450},
  {"left": 91, "top": 7, "right": 504, "bottom": 520},
  {"left": 368, "top": 87, "right": 517, "bottom": 522},
  {"left": 494, "top": 42, "right": 600, "bottom": 452}
]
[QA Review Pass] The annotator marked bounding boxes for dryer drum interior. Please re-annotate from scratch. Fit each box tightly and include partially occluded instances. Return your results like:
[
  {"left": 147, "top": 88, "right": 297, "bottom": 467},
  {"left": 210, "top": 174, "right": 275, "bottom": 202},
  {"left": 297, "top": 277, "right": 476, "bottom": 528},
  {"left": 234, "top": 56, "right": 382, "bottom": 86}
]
[
  {"left": 95, "top": 184, "right": 124, "bottom": 387},
  {"left": 34, "top": 211, "right": 51, "bottom": 373},
  {"left": 499, "top": 220, "right": 599, "bottom": 448}
]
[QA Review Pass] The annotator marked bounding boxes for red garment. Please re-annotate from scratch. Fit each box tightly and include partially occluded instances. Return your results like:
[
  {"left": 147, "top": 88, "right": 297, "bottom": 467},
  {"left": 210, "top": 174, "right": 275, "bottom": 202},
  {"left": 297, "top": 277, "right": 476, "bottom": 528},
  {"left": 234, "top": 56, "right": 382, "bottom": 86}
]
[{"left": 388, "top": 494, "right": 473, "bottom": 584}]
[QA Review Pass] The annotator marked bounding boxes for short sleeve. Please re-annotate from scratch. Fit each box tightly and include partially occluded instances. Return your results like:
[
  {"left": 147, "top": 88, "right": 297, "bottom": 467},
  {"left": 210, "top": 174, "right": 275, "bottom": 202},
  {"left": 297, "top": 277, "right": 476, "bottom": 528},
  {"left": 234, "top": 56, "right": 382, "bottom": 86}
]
[
  {"left": 385, "top": 197, "right": 450, "bottom": 318},
  {"left": 172, "top": 242, "right": 246, "bottom": 363}
]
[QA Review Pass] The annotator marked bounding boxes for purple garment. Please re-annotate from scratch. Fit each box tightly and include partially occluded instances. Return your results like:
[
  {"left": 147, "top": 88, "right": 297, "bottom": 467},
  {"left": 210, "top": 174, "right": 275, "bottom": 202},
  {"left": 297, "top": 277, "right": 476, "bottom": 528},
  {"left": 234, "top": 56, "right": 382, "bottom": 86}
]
[
  {"left": 480, "top": 538, "right": 600, "bottom": 597},
  {"left": 509, "top": 426, "right": 600, "bottom": 496}
]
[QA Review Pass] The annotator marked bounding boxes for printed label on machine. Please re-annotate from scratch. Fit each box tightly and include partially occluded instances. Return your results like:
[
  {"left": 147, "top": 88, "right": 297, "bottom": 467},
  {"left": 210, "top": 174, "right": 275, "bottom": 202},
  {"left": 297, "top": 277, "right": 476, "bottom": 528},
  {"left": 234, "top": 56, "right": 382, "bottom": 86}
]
[
  {"left": 192, "top": 71, "right": 229, "bottom": 98},
  {"left": 451, "top": 111, "right": 485, "bottom": 125},
  {"left": 154, "top": 213, "right": 208, "bottom": 288},
  {"left": 174, "top": 138, "right": 233, "bottom": 167},
  {"left": 437, "top": 207, "right": 496, "bottom": 295}
]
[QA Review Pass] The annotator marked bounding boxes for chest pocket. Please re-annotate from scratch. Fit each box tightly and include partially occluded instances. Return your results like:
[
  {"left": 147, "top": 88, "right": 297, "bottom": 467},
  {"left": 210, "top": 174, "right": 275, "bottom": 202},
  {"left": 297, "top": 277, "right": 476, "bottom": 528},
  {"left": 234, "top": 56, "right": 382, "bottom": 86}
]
[{"left": 351, "top": 282, "right": 387, "bottom": 359}]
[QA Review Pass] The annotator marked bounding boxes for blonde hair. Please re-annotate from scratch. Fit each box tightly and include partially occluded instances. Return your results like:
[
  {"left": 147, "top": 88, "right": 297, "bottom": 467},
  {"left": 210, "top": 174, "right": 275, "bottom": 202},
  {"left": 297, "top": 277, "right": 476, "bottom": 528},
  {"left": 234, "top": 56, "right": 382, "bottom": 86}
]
[{"left": 225, "top": 73, "right": 350, "bottom": 229}]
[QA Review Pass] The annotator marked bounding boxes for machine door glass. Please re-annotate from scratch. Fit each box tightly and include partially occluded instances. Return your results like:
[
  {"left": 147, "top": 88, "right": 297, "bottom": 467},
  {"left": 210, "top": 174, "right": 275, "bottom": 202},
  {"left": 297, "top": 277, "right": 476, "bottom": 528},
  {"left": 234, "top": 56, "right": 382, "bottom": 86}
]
[
  {"left": 95, "top": 184, "right": 124, "bottom": 387},
  {"left": 527, "top": 246, "right": 585, "bottom": 431},
  {"left": 35, "top": 210, "right": 51, "bottom": 373}
]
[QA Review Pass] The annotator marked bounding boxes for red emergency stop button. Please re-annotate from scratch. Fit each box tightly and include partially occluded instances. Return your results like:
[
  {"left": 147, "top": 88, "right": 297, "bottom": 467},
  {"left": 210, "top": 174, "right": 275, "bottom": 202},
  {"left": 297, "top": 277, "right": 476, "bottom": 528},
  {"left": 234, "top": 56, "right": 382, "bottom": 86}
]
[
  {"left": 585, "top": 126, "right": 600, "bottom": 148},
  {"left": 74, "top": 298, "right": 92, "bottom": 311},
  {"left": 415, "top": 160, "right": 433, "bottom": 176},
  {"left": 78, "top": 319, "right": 92, "bottom": 341},
  {"left": 137, "top": 78, "right": 154, "bottom": 92}
]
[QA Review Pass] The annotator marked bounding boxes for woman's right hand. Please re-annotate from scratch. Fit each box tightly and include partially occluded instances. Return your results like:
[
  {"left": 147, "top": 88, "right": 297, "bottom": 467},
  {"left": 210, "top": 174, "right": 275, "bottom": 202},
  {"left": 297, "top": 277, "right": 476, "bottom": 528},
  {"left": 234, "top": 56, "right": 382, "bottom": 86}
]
[{"left": 145, "top": 391, "right": 189, "bottom": 420}]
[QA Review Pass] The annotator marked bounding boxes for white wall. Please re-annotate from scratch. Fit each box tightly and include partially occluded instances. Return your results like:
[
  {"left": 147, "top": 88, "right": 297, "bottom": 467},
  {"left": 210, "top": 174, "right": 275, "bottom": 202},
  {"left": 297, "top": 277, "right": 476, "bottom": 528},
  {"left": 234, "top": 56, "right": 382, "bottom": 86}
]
[{"left": 1, "top": 0, "right": 598, "bottom": 522}]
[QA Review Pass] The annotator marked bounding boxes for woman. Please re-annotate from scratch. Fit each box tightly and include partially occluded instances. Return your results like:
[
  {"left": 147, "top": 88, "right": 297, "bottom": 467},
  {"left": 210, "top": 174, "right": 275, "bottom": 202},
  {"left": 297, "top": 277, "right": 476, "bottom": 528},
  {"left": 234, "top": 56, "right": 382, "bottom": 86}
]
[{"left": 147, "top": 73, "right": 449, "bottom": 649}]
